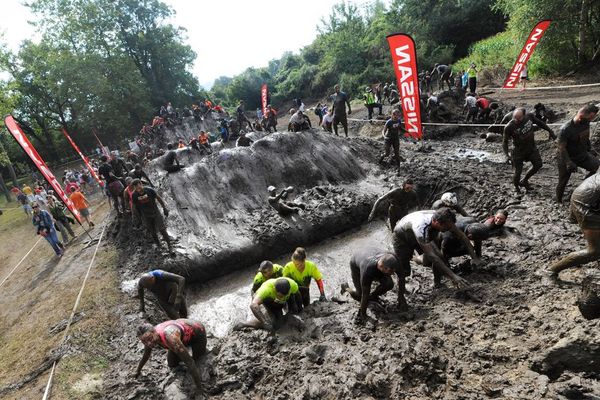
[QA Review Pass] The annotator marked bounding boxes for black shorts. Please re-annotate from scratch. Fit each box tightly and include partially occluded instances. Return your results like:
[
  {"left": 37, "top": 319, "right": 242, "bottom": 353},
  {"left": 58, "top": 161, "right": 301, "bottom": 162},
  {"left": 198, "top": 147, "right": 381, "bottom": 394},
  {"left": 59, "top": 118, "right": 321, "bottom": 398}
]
[
  {"left": 512, "top": 148, "right": 542, "bottom": 167},
  {"left": 333, "top": 114, "right": 348, "bottom": 128}
]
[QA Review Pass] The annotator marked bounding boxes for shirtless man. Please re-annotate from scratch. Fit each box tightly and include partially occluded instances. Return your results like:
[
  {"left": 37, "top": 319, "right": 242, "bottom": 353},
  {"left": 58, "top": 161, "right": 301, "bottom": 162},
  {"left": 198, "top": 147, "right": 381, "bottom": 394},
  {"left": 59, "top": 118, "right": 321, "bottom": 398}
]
[
  {"left": 135, "top": 319, "right": 206, "bottom": 390},
  {"left": 138, "top": 269, "right": 187, "bottom": 319},
  {"left": 555, "top": 104, "right": 600, "bottom": 203},
  {"left": 341, "top": 247, "right": 399, "bottom": 322},
  {"left": 393, "top": 208, "right": 482, "bottom": 290},
  {"left": 331, "top": 84, "right": 352, "bottom": 137},
  {"left": 503, "top": 108, "right": 556, "bottom": 193},
  {"left": 368, "top": 178, "right": 419, "bottom": 231},
  {"left": 431, "top": 64, "right": 453, "bottom": 92}
]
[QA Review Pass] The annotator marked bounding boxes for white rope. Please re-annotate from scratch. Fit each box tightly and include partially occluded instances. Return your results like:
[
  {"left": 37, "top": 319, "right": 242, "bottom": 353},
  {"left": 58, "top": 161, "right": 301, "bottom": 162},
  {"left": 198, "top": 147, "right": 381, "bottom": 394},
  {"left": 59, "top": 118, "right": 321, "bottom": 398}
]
[
  {"left": 41, "top": 218, "right": 108, "bottom": 400},
  {"left": 348, "top": 118, "right": 597, "bottom": 127},
  {"left": 0, "top": 237, "right": 43, "bottom": 288},
  {"left": 488, "top": 82, "right": 600, "bottom": 91}
]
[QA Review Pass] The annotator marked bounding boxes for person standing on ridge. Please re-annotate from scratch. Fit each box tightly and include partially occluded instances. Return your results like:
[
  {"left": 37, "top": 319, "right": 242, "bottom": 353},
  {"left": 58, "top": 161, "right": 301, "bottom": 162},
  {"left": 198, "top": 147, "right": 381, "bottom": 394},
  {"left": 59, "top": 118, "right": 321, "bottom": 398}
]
[{"left": 331, "top": 84, "right": 352, "bottom": 137}]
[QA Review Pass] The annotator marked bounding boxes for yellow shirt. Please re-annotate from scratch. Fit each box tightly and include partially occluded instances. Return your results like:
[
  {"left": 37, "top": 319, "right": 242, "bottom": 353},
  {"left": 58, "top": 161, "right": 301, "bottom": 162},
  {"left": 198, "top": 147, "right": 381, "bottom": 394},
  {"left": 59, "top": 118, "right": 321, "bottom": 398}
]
[
  {"left": 283, "top": 260, "right": 322, "bottom": 287},
  {"left": 255, "top": 278, "right": 298, "bottom": 304},
  {"left": 22, "top": 186, "right": 33, "bottom": 196},
  {"left": 252, "top": 264, "right": 283, "bottom": 292}
]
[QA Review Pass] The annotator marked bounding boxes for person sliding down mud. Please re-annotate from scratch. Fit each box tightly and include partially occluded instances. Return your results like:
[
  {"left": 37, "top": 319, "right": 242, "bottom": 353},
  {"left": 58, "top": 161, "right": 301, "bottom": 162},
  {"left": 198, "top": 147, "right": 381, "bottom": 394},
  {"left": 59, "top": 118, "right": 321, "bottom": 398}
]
[
  {"left": 163, "top": 143, "right": 184, "bottom": 173},
  {"left": 251, "top": 261, "right": 284, "bottom": 294},
  {"left": 129, "top": 164, "right": 154, "bottom": 187},
  {"left": 379, "top": 109, "right": 405, "bottom": 172},
  {"left": 235, "top": 277, "right": 302, "bottom": 331},
  {"left": 236, "top": 132, "right": 253, "bottom": 147},
  {"left": 341, "top": 247, "right": 400, "bottom": 323},
  {"left": 503, "top": 108, "right": 556, "bottom": 193},
  {"left": 555, "top": 104, "right": 600, "bottom": 204},
  {"left": 393, "top": 208, "right": 482, "bottom": 291},
  {"left": 138, "top": 269, "right": 188, "bottom": 319},
  {"left": 483, "top": 209, "right": 508, "bottom": 236},
  {"left": 131, "top": 179, "right": 173, "bottom": 252},
  {"left": 368, "top": 178, "right": 419, "bottom": 231},
  {"left": 550, "top": 172, "right": 600, "bottom": 279},
  {"left": 135, "top": 319, "right": 206, "bottom": 391},
  {"left": 283, "top": 247, "right": 326, "bottom": 308},
  {"left": 267, "top": 186, "right": 305, "bottom": 216},
  {"left": 432, "top": 192, "right": 469, "bottom": 217}
]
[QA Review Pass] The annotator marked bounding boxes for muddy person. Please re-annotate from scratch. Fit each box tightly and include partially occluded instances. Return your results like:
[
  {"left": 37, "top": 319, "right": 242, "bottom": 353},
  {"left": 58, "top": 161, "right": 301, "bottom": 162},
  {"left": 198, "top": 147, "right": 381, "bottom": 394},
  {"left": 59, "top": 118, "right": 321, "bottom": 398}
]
[
  {"left": 236, "top": 100, "right": 254, "bottom": 132},
  {"left": 483, "top": 209, "right": 508, "bottom": 236},
  {"left": 236, "top": 277, "right": 302, "bottom": 331},
  {"left": 463, "top": 93, "right": 478, "bottom": 123},
  {"left": 251, "top": 261, "right": 284, "bottom": 294},
  {"left": 549, "top": 172, "right": 600, "bottom": 278},
  {"left": 368, "top": 178, "right": 419, "bottom": 231},
  {"left": 129, "top": 163, "right": 154, "bottom": 187},
  {"left": 47, "top": 196, "right": 76, "bottom": 244},
  {"left": 341, "top": 247, "right": 400, "bottom": 323},
  {"left": 135, "top": 319, "right": 206, "bottom": 390},
  {"left": 236, "top": 132, "right": 253, "bottom": 147},
  {"left": 432, "top": 192, "right": 469, "bottom": 217},
  {"left": 69, "top": 187, "right": 95, "bottom": 228},
  {"left": 138, "top": 269, "right": 188, "bottom": 319},
  {"left": 431, "top": 63, "right": 453, "bottom": 92},
  {"left": 321, "top": 109, "right": 334, "bottom": 133},
  {"left": 393, "top": 208, "right": 481, "bottom": 290},
  {"left": 503, "top": 108, "right": 556, "bottom": 193},
  {"left": 32, "top": 203, "right": 64, "bottom": 257},
  {"left": 283, "top": 247, "right": 326, "bottom": 307},
  {"left": 441, "top": 218, "right": 491, "bottom": 262},
  {"left": 378, "top": 109, "right": 405, "bottom": 172},
  {"left": 555, "top": 104, "right": 600, "bottom": 204},
  {"left": 131, "top": 179, "right": 173, "bottom": 252},
  {"left": 331, "top": 84, "right": 352, "bottom": 137},
  {"left": 163, "top": 143, "right": 184, "bottom": 173},
  {"left": 99, "top": 155, "right": 126, "bottom": 214},
  {"left": 268, "top": 186, "right": 305, "bottom": 216}
]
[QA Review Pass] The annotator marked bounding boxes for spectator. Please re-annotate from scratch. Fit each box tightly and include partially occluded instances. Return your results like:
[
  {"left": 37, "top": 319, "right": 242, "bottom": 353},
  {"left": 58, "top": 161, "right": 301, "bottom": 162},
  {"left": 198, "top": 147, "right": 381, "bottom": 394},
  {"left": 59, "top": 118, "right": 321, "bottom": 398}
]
[
  {"left": 32, "top": 203, "right": 64, "bottom": 257},
  {"left": 321, "top": 109, "right": 334, "bottom": 133},
  {"left": 70, "top": 187, "right": 95, "bottom": 228},
  {"left": 363, "top": 86, "right": 383, "bottom": 120},
  {"left": 467, "top": 63, "right": 478, "bottom": 94},
  {"left": 47, "top": 196, "right": 76, "bottom": 244}
]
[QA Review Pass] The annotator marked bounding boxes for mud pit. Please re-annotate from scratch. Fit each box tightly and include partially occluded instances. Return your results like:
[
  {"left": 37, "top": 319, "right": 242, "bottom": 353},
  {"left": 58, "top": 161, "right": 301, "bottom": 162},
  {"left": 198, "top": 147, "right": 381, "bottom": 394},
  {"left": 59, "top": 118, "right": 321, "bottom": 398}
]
[{"left": 102, "top": 93, "right": 600, "bottom": 399}]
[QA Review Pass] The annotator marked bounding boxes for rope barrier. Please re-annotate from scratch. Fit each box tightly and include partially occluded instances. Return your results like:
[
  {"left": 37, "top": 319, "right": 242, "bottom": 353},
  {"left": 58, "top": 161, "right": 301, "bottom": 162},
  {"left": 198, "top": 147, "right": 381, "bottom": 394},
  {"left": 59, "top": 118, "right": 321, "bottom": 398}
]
[
  {"left": 41, "top": 218, "right": 108, "bottom": 400},
  {"left": 0, "top": 237, "right": 43, "bottom": 288},
  {"left": 487, "top": 82, "right": 600, "bottom": 91},
  {"left": 348, "top": 118, "right": 598, "bottom": 128}
]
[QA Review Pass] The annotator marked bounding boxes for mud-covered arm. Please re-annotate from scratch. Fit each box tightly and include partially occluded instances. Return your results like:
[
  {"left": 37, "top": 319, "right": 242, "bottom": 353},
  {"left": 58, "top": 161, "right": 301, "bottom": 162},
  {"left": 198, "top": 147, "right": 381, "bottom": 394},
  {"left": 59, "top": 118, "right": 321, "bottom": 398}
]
[
  {"left": 138, "top": 283, "right": 146, "bottom": 312},
  {"left": 420, "top": 241, "right": 468, "bottom": 288},
  {"left": 135, "top": 346, "right": 152, "bottom": 377},
  {"left": 455, "top": 204, "right": 469, "bottom": 217},
  {"left": 155, "top": 194, "right": 168, "bottom": 213},
  {"left": 502, "top": 127, "right": 511, "bottom": 157},
  {"left": 164, "top": 329, "right": 202, "bottom": 389},
  {"left": 249, "top": 296, "right": 271, "bottom": 329},
  {"left": 141, "top": 171, "right": 154, "bottom": 187},
  {"left": 531, "top": 115, "right": 555, "bottom": 139},
  {"left": 474, "top": 239, "right": 482, "bottom": 258},
  {"left": 368, "top": 191, "right": 392, "bottom": 221},
  {"left": 557, "top": 140, "right": 574, "bottom": 167},
  {"left": 449, "top": 225, "right": 480, "bottom": 263},
  {"left": 346, "top": 97, "right": 352, "bottom": 114}
]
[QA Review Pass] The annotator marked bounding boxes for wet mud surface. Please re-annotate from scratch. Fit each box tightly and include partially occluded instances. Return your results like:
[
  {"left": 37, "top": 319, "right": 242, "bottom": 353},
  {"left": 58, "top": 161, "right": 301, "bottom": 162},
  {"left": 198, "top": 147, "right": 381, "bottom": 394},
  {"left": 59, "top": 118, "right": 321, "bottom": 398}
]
[{"left": 100, "top": 89, "right": 600, "bottom": 399}]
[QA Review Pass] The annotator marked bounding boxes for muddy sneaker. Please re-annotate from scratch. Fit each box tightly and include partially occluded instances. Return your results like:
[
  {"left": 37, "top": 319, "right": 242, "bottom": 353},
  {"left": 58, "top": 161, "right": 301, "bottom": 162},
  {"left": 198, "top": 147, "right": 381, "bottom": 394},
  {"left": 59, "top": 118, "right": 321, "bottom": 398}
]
[
  {"left": 340, "top": 282, "right": 349, "bottom": 296},
  {"left": 519, "top": 180, "right": 532, "bottom": 192}
]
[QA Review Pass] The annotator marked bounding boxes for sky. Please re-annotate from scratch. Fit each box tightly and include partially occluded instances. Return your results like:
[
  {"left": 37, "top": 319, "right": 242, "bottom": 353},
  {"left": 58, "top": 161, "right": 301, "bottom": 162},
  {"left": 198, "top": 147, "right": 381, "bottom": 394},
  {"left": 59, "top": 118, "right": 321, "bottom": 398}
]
[{"left": 0, "top": 0, "right": 379, "bottom": 89}]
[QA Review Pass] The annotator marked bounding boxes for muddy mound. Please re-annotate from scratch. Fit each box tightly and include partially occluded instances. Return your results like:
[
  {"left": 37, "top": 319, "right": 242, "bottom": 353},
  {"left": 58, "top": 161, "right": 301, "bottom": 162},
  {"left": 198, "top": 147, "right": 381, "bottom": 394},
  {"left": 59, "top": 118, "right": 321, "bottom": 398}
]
[{"left": 122, "top": 131, "right": 384, "bottom": 282}]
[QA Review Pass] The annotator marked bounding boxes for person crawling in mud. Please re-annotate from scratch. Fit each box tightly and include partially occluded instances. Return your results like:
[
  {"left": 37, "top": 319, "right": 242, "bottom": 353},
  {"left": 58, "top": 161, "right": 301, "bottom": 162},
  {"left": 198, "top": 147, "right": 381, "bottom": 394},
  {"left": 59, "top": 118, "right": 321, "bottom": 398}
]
[
  {"left": 267, "top": 185, "right": 305, "bottom": 216},
  {"left": 131, "top": 179, "right": 173, "bottom": 252},
  {"left": 283, "top": 247, "right": 326, "bottom": 307},
  {"left": 163, "top": 143, "right": 184, "bottom": 173},
  {"left": 138, "top": 269, "right": 188, "bottom": 319},
  {"left": 483, "top": 209, "right": 508, "bottom": 236},
  {"left": 135, "top": 319, "right": 206, "bottom": 390},
  {"left": 550, "top": 172, "right": 600, "bottom": 279},
  {"left": 368, "top": 178, "right": 419, "bottom": 231},
  {"left": 288, "top": 109, "right": 311, "bottom": 132},
  {"left": 503, "top": 107, "right": 556, "bottom": 193},
  {"left": 555, "top": 104, "right": 600, "bottom": 204},
  {"left": 432, "top": 192, "right": 469, "bottom": 217},
  {"left": 129, "top": 164, "right": 154, "bottom": 187},
  {"left": 236, "top": 132, "right": 253, "bottom": 147},
  {"left": 251, "top": 261, "right": 284, "bottom": 295},
  {"left": 341, "top": 247, "right": 400, "bottom": 323},
  {"left": 379, "top": 109, "right": 405, "bottom": 172},
  {"left": 393, "top": 208, "right": 482, "bottom": 292},
  {"left": 441, "top": 218, "right": 491, "bottom": 266}
]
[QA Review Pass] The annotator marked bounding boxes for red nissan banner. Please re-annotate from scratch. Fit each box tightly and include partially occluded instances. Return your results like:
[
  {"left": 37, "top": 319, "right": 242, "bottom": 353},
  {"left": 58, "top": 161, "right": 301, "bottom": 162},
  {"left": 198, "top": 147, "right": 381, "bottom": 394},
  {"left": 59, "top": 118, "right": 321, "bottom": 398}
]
[
  {"left": 4, "top": 115, "right": 82, "bottom": 223},
  {"left": 386, "top": 33, "right": 423, "bottom": 139},
  {"left": 261, "top": 83, "right": 268, "bottom": 115},
  {"left": 62, "top": 128, "right": 104, "bottom": 188},
  {"left": 503, "top": 20, "right": 552, "bottom": 89}
]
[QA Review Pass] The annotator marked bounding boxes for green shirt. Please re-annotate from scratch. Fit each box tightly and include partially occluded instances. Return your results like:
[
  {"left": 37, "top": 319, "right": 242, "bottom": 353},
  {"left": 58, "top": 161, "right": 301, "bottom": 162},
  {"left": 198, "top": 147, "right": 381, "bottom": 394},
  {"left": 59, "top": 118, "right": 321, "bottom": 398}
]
[
  {"left": 283, "top": 260, "right": 323, "bottom": 287},
  {"left": 256, "top": 278, "right": 299, "bottom": 304},
  {"left": 251, "top": 264, "right": 284, "bottom": 293},
  {"left": 467, "top": 67, "right": 477, "bottom": 79}
]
